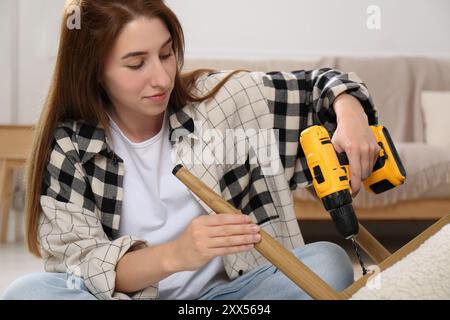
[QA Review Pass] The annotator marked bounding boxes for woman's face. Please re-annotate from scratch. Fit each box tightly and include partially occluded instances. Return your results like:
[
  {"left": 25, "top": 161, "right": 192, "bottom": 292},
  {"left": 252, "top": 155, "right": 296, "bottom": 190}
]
[{"left": 102, "top": 17, "right": 177, "bottom": 119}]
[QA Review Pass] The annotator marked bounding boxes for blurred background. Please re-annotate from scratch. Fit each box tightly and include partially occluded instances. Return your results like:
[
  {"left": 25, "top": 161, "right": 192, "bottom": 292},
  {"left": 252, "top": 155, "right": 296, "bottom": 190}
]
[{"left": 1, "top": 0, "right": 449, "bottom": 295}]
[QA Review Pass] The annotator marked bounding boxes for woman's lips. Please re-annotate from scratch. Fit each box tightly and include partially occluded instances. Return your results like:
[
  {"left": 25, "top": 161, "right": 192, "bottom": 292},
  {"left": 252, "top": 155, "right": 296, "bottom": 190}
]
[{"left": 143, "top": 92, "right": 168, "bottom": 102}]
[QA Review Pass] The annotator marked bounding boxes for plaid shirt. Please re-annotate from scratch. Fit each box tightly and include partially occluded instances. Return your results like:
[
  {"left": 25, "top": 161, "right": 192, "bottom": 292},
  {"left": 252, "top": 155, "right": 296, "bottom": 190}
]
[{"left": 39, "top": 69, "right": 377, "bottom": 300}]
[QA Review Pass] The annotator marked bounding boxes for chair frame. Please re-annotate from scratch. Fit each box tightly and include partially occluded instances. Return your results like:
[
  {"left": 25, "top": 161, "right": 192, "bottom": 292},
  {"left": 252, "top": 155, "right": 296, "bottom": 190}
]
[{"left": 0, "top": 125, "right": 34, "bottom": 243}]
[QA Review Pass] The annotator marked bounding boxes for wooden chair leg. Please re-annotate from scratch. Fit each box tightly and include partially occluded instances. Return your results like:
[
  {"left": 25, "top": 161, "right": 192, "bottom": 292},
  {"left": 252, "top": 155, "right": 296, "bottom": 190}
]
[
  {"left": 12, "top": 166, "right": 25, "bottom": 243},
  {"left": 0, "top": 161, "right": 14, "bottom": 243},
  {"left": 0, "top": 160, "right": 7, "bottom": 242},
  {"left": 355, "top": 223, "right": 391, "bottom": 264}
]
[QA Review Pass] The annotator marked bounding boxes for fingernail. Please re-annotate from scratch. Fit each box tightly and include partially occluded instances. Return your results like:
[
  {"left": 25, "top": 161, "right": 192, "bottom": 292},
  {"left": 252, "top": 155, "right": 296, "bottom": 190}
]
[{"left": 252, "top": 225, "right": 260, "bottom": 232}]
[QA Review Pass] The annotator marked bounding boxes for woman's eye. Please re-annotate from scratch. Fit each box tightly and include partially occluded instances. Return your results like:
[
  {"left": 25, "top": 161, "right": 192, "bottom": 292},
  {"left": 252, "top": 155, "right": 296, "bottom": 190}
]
[
  {"left": 127, "top": 61, "right": 144, "bottom": 70},
  {"left": 160, "top": 52, "right": 173, "bottom": 60}
]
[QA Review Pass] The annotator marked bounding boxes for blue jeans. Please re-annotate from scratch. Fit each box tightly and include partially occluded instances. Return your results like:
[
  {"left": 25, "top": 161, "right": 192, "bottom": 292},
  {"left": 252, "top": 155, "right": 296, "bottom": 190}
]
[{"left": 2, "top": 241, "right": 353, "bottom": 300}]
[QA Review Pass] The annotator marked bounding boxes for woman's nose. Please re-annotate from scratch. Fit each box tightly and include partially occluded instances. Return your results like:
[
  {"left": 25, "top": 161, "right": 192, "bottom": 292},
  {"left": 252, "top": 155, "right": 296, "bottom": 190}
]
[{"left": 147, "top": 60, "right": 171, "bottom": 90}]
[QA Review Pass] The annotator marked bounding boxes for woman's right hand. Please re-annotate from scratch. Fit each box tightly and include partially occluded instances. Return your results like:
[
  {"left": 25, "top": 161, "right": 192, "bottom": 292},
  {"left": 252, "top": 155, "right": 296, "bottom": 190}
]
[{"left": 168, "top": 213, "right": 261, "bottom": 272}]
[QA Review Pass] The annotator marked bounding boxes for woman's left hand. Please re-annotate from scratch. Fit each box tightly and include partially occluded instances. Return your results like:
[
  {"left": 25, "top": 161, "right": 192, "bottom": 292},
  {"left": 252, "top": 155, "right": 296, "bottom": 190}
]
[{"left": 331, "top": 94, "right": 381, "bottom": 197}]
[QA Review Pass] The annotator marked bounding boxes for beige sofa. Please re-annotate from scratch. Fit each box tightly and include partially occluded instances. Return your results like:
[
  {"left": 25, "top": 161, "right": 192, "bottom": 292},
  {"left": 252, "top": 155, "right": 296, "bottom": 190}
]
[{"left": 185, "top": 57, "right": 450, "bottom": 221}]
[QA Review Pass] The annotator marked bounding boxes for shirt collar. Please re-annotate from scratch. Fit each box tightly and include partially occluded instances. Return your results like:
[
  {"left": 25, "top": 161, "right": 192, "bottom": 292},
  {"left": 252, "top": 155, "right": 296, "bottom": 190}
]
[
  {"left": 57, "top": 105, "right": 198, "bottom": 164},
  {"left": 168, "top": 104, "right": 199, "bottom": 145},
  {"left": 57, "top": 120, "right": 111, "bottom": 164}
]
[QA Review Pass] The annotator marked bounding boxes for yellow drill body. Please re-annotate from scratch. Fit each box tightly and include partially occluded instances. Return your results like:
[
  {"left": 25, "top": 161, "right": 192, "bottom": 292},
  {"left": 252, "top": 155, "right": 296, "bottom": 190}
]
[{"left": 300, "top": 125, "right": 406, "bottom": 238}]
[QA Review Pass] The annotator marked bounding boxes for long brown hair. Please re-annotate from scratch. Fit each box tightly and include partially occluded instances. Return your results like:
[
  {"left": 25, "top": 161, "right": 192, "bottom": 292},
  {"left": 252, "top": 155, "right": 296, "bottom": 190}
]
[{"left": 26, "top": 0, "right": 242, "bottom": 256}]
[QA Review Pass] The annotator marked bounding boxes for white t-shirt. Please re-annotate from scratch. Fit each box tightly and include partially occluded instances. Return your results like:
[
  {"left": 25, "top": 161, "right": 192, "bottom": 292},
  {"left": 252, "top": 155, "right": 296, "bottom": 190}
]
[{"left": 109, "top": 112, "right": 228, "bottom": 299}]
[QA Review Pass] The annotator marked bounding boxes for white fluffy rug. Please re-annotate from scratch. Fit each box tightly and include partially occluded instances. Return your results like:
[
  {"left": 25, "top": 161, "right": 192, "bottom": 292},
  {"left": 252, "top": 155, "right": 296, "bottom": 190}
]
[{"left": 352, "top": 223, "right": 450, "bottom": 300}]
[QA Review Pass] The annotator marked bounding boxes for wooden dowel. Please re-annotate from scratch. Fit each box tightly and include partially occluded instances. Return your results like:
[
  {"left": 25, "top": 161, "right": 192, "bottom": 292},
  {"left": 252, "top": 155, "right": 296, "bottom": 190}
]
[
  {"left": 355, "top": 223, "right": 391, "bottom": 264},
  {"left": 173, "top": 165, "right": 344, "bottom": 300}
]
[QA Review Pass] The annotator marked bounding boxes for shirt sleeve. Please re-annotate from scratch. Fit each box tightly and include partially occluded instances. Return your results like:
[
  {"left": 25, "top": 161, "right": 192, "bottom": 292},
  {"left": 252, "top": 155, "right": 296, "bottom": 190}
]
[
  {"left": 38, "top": 134, "right": 158, "bottom": 300},
  {"left": 261, "top": 68, "right": 378, "bottom": 191}
]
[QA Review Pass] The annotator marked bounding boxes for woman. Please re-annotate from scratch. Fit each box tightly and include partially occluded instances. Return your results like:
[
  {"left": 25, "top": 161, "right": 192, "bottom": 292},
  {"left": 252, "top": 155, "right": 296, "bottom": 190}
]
[{"left": 3, "top": 0, "right": 379, "bottom": 300}]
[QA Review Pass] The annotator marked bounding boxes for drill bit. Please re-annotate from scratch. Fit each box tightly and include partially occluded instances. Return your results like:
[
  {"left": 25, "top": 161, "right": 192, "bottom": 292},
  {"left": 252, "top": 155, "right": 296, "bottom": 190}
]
[{"left": 350, "top": 237, "right": 368, "bottom": 275}]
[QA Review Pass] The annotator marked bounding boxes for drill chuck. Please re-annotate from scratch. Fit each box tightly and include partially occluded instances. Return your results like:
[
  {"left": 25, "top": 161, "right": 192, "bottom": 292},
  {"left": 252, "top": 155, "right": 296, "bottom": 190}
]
[
  {"left": 329, "top": 204, "right": 359, "bottom": 239},
  {"left": 321, "top": 190, "right": 359, "bottom": 239}
]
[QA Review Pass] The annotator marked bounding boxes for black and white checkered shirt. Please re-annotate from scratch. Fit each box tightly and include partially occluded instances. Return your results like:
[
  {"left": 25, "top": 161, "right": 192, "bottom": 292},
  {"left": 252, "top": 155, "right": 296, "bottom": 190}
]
[{"left": 39, "top": 69, "right": 377, "bottom": 299}]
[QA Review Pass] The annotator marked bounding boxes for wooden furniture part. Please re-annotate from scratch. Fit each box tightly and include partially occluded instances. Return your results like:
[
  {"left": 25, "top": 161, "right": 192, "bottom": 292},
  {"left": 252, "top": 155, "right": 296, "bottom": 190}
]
[
  {"left": 174, "top": 165, "right": 404, "bottom": 300},
  {"left": 173, "top": 165, "right": 449, "bottom": 300},
  {"left": 172, "top": 165, "right": 345, "bottom": 299},
  {"left": 0, "top": 126, "right": 34, "bottom": 243}
]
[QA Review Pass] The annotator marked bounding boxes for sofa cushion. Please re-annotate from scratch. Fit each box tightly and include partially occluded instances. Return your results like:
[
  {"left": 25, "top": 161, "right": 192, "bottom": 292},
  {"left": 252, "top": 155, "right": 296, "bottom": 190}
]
[{"left": 421, "top": 91, "right": 450, "bottom": 146}]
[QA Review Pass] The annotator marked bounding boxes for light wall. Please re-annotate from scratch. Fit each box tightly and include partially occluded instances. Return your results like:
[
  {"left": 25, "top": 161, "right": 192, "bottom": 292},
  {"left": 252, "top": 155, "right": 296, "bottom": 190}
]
[
  {"left": 1, "top": 0, "right": 449, "bottom": 124},
  {"left": 0, "top": 0, "right": 15, "bottom": 123},
  {"left": 17, "top": 0, "right": 64, "bottom": 124},
  {"left": 167, "top": 0, "right": 450, "bottom": 59},
  {"left": 0, "top": 0, "right": 64, "bottom": 125}
]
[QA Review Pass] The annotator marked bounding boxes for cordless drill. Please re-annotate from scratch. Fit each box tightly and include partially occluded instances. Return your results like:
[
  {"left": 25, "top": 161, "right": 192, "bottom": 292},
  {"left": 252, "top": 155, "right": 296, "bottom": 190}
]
[{"left": 299, "top": 125, "right": 406, "bottom": 272}]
